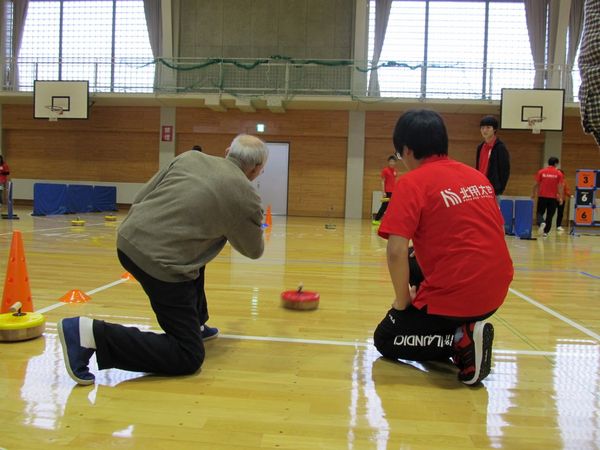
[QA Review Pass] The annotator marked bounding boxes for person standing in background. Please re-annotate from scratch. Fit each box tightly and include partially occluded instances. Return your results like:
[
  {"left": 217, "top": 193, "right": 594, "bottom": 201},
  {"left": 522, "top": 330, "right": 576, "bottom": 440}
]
[
  {"left": 532, "top": 157, "right": 564, "bottom": 237},
  {"left": 476, "top": 116, "right": 510, "bottom": 196},
  {"left": 372, "top": 155, "right": 398, "bottom": 225},
  {"left": 0, "top": 155, "right": 11, "bottom": 208}
]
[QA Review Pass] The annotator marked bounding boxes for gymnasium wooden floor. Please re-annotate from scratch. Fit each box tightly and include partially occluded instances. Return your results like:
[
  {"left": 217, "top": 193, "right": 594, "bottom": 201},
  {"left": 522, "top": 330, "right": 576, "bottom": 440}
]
[{"left": 0, "top": 208, "right": 599, "bottom": 450}]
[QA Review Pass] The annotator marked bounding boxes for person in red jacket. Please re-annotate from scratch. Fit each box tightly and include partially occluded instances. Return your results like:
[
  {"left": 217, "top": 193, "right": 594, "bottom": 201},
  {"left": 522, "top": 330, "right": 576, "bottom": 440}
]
[
  {"left": 532, "top": 157, "right": 564, "bottom": 237},
  {"left": 0, "top": 155, "right": 10, "bottom": 207},
  {"left": 374, "top": 109, "right": 513, "bottom": 385},
  {"left": 372, "top": 155, "right": 398, "bottom": 225}
]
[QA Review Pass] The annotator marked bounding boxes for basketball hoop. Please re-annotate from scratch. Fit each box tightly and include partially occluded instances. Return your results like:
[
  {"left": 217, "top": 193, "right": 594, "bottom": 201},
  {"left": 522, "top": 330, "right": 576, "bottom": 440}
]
[
  {"left": 45, "top": 105, "right": 64, "bottom": 122},
  {"left": 527, "top": 116, "right": 545, "bottom": 134}
]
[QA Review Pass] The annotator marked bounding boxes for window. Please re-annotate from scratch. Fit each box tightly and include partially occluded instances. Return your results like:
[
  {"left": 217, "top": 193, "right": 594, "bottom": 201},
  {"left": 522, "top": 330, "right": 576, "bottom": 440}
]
[
  {"left": 18, "top": 0, "right": 154, "bottom": 92},
  {"left": 368, "top": 0, "right": 536, "bottom": 99},
  {"left": 487, "top": 2, "right": 533, "bottom": 97}
]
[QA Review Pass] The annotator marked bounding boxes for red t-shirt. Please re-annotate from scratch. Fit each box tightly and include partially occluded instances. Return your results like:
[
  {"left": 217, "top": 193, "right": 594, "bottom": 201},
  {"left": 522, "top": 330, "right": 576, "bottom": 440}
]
[
  {"left": 381, "top": 166, "right": 397, "bottom": 193},
  {"left": 536, "top": 166, "right": 564, "bottom": 199},
  {"left": 0, "top": 163, "right": 9, "bottom": 184},
  {"left": 478, "top": 137, "right": 495, "bottom": 177},
  {"left": 378, "top": 156, "right": 513, "bottom": 317}
]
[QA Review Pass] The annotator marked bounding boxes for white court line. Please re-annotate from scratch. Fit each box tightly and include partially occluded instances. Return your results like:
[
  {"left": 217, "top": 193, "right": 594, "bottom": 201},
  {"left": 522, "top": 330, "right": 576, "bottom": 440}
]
[
  {"left": 37, "top": 278, "right": 127, "bottom": 314},
  {"left": 220, "top": 334, "right": 567, "bottom": 356},
  {"left": 0, "top": 222, "right": 108, "bottom": 237},
  {"left": 509, "top": 287, "right": 600, "bottom": 342},
  {"left": 35, "top": 279, "right": 600, "bottom": 352},
  {"left": 221, "top": 333, "right": 369, "bottom": 347},
  {"left": 40, "top": 321, "right": 578, "bottom": 357}
]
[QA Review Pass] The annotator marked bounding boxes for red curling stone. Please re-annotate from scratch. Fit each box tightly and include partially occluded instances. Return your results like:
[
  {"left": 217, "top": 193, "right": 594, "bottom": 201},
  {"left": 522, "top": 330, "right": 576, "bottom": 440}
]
[{"left": 281, "top": 288, "right": 320, "bottom": 310}]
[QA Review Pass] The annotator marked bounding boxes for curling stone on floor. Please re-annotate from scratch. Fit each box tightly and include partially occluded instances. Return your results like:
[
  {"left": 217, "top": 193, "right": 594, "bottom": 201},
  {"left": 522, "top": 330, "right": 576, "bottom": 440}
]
[
  {"left": 281, "top": 284, "right": 320, "bottom": 310},
  {"left": 0, "top": 301, "right": 45, "bottom": 342},
  {"left": 71, "top": 216, "right": 85, "bottom": 226}
]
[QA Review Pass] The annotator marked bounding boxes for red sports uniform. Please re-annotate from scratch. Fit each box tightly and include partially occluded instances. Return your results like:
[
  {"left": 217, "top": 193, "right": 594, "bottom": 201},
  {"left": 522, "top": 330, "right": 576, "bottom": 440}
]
[
  {"left": 536, "top": 166, "right": 564, "bottom": 198},
  {"left": 379, "top": 156, "right": 513, "bottom": 318}
]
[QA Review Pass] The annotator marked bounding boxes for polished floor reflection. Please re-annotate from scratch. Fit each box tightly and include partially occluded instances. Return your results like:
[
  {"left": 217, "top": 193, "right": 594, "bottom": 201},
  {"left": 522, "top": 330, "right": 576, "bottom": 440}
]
[{"left": 0, "top": 209, "right": 599, "bottom": 449}]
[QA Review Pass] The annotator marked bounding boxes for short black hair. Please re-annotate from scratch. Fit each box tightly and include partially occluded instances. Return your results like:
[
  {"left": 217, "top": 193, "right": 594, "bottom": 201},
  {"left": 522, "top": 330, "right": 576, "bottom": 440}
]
[
  {"left": 192, "top": 145, "right": 203, "bottom": 152},
  {"left": 387, "top": 155, "right": 397, "bottom": 162},
  {"left": 480, "top": 115, "right": 499, "bottom": 130},
  {"left": 393, "top": 109, "right": 448, "bottom": 159},
  {"left": 548, "top": 156, "right": 559, "bottom": 166}
]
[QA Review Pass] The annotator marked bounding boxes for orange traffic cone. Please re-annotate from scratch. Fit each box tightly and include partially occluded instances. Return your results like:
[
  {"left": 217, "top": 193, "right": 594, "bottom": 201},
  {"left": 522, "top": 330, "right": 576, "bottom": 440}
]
[
  {"left": 1, "top": 231, "right": 33, "bottom": 313},
  {"left": 59, "top": 289, "right": 91, "bottom": 304},
  {"left": 265, "top": 205, "right": 272, "bottom": 228}
]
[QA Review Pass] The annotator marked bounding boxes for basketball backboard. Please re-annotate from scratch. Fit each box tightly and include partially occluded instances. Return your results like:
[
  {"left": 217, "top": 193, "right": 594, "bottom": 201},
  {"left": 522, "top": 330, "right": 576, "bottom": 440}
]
[
  {"left": 33, "top": 80, "right": 89, "bottom": 120},
  {"left": 500, "top": 88, "right": 565, "bottom": 132}
]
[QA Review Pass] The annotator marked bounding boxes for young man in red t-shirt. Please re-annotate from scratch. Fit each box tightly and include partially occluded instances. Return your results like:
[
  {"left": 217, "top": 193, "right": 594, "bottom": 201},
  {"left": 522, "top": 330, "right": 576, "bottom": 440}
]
[
  {"left": 372, "top": 155, "right": 398, "bottom": 225},
  {"left": 375, "top": 110, "right": 514, "bottom": 385},
  {"left": 532, "top": 157, "right": 564, "bottom": 237}
]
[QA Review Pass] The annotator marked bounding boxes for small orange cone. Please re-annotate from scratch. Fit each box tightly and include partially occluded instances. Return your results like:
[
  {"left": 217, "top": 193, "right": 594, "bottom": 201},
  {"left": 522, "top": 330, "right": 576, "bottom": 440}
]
[
  {"left": 265, "top": 205, "right": 272, "bottom": 228},
  {"left": 121, "top": 272, "right": 136, "bottom": 281},
  {"left": 1, "top": 231, "right": 33, "bottom": 313},
  {"left": 59, "top": 289, "right": 91, "bottom": 304}
]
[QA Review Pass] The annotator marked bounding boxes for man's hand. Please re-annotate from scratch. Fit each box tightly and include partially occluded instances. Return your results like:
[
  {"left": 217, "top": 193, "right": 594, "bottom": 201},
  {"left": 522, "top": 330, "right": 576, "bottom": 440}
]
[{"left": 392, "top": 285, "right": 417, "bottom": 310}]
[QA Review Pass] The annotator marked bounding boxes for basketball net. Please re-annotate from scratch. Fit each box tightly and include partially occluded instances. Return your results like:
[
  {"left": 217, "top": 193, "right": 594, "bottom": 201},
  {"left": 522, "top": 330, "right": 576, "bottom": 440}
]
[
  {"left": 527, "top": 117, "right": 544, "bottom": 134},
  {"left": 45, "top": 105, "right": 64, "bottom": 122}
]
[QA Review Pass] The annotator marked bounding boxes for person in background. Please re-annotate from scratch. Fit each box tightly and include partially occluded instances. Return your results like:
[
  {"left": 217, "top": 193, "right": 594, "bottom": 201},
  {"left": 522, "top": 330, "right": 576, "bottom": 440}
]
[
  {"left": 372, "top": 155, "right": 398, "bottom": 225},
  {"left": 476, "top": 116, "right": 510, "bottom": 196},
  {"left": 555, "top": 169, "right": 571, "bottom": 232},
  {"left": 532, "top": 157, "right": 564, "bottom": 237},
  {"left": 0, "top": 155, "right": 11, "bottom": 207},
  {"left": 192, "top": 145, "right": 203, "bottom": 152}
]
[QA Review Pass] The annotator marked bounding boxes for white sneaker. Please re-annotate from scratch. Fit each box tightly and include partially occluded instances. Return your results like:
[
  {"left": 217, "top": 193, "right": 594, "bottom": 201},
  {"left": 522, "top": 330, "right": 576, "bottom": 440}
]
[
  {"left": 557, "top": 226, "right": 564, "bottom": 231},
  {"left": 538, "top": 222, "right": 546, "bottom": 234},
  {"left": 543, "top": 233, "right": 549, "bottom": 237}
]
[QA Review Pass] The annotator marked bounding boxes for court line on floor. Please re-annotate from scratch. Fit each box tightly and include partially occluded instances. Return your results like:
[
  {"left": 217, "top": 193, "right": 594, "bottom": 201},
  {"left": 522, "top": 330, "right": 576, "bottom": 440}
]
[
  {"left": 35, "top": 275, "right": 600, "bottom": 351},
  {"left": 509, "top": 287, "right": 600, "bottom": 342},
  {"left": 219, "top": 334, "right": 563, "bottom": 356},
  {"left": 0, "top": 222, "right": 108, "bottom": 237},
  {"left": 580, "top": 271, "right": 600, "bottom": 280},
  {"left": 43, "top": 319, "right": 572, "bottom": 358}
]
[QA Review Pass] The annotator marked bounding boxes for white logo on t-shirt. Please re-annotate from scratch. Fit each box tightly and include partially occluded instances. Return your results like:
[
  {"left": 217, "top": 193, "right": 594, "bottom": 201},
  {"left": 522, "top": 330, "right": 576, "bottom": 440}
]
[
  {"left": 440, "top": 185, "right": 495, "bottom": 208},
  {"left": 440, "top": 189, "right": 462, "bottom": 207}
]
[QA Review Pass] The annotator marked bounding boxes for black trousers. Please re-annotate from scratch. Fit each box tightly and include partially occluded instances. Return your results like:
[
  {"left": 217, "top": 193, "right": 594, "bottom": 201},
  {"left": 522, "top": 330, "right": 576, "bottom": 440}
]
[
  {"left": 374, "top": 192, "right": 392, "bottom": 221},
  {"left": 536, "top": 196, "right": 558, "bottom": 233},
  {"left": 93, "top": 250, "right": 207, "bottom": 375},
  {"left": 556, "top": 201, "right": 566, "bottom": 227},
  {"left": 373, "top": 253, "right": 494, "bottom": 361}
]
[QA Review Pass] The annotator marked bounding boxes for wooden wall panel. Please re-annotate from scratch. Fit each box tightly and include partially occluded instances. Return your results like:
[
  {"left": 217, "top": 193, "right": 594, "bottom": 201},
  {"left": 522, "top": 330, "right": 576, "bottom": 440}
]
[
  {"left": 2, "top": 103, "right": 597, "bottom": 218},
  {"left": 175, "top": 108, "right": 348, "bottom": 217},
  {"left": 2, "top": 105, "right": 160, "bottom": 182}
]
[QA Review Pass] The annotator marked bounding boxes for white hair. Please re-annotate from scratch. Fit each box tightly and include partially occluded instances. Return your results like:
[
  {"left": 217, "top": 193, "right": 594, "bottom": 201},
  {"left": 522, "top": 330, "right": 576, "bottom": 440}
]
[{"left": 226, "top": 134, "right": 268, "bottom": 172}]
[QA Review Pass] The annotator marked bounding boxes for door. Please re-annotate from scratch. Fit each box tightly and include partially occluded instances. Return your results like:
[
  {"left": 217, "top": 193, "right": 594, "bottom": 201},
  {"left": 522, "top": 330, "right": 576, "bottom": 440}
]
[{"left": 253, "top": 142, "right": 289, "bottom": 215}]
